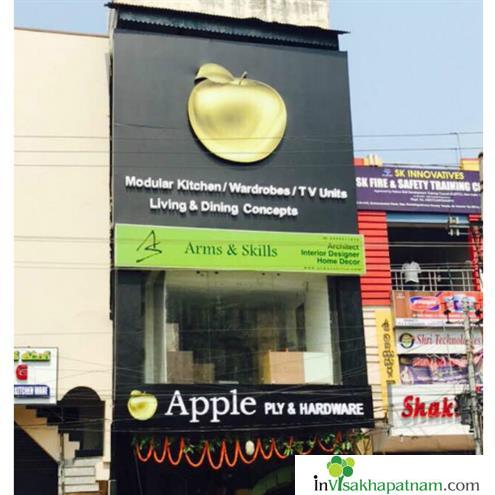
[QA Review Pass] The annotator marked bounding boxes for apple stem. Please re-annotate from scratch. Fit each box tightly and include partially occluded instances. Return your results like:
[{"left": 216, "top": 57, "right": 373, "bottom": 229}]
[{"left": 239, "top": 71, "right": 248, "bottom": 84}]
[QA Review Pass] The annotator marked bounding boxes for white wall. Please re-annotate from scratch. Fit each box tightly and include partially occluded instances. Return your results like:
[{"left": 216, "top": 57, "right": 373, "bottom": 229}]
[{"left": 15, "top": 28, "right": 112, "bottom": 466}]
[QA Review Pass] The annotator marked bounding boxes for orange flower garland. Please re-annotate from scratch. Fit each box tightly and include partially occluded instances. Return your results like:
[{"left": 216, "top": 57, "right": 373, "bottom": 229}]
[{"left": 135, "top": 434, "right": 347, "bottom": 469}]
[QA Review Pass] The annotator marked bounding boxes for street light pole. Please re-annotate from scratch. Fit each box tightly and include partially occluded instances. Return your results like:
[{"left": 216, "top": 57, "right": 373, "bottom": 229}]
[{"left": 462, "top": 298, "right": 483, "bottom": 454}]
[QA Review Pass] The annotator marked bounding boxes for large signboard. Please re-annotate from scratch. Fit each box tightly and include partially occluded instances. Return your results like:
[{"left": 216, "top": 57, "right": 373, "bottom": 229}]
[
  {"left": 396, "top": 328, "right": 483, "bottom": 355},
  {"left": 355, "top": 166, "right": 481, "bottom": 213},
  {"left": 117, "top": 384, "right": 374, "bottom": 432},
  {"left": 392, "top": 290, "right": 482, "bottom": 327},
  {"left": 115, "top": 224, "right": 365, "bottom": 274},
  {"left": 14, "top": 348, "right": 58, "bottom": 405},
  {"left": 389, "top": 384, "right": 470, "bottom": 436},
  {"left": 112, "top": 31, "right": 359, "bottom": 246}
]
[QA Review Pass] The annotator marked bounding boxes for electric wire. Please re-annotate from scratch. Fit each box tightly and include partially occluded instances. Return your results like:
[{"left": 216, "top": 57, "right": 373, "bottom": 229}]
[
  {"left": 12, "top": 130, "right": 482, "bottom": 445},
  {"left": 13, "top": 131, "right": 483, "bottom": 139}
]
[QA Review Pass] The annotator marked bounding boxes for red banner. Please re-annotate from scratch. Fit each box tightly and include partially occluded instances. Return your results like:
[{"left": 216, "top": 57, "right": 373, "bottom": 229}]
[{"left": 393, "top": 291, "right": 483, "bottom": 327}]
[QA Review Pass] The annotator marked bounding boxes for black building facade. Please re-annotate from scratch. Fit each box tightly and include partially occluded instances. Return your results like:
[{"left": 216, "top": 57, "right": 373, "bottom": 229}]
[{"left": 109, "top": 4, "right": 373, "bottom": 494}]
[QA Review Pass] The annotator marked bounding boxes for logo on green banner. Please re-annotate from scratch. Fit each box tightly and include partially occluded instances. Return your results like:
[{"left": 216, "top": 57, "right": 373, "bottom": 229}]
[{"left": 115, "top": 224, "right": 365, "bottom": 275}]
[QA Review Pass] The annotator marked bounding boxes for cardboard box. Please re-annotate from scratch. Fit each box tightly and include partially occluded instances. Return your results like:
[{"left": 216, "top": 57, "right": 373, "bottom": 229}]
[
  {"left": 167, "top": 351, "right": 193, "bottom": 383},
  {"left": 261, "top": 351, "right": 304, "bottom": 384},
  {"left": 193, "top": 363, "right": 215, "bottom": 383},
  {"left": 166, "top": 323, "right": 180, "bottom": 352}
]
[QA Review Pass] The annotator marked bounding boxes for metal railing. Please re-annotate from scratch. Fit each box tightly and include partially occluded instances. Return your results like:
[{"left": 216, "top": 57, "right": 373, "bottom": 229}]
[{"left": 391, "top": 267, "right": 474, "bottom": 291}]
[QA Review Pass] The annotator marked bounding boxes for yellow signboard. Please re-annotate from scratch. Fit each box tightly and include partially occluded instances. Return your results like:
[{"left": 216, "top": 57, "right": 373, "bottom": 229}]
[{"left": 375, "top": 309, "right": 400, "bottom": 411}]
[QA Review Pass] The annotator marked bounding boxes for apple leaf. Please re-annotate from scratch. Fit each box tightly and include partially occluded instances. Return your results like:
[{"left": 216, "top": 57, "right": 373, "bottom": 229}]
[{"left": 195, "top": 63, "right": 235, "bottom": 84}]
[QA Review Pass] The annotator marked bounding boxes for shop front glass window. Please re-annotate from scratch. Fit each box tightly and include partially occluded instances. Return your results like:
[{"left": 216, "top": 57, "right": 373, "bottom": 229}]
[{"left": 144, "top": 271, "right": 340, "bottom": 385}]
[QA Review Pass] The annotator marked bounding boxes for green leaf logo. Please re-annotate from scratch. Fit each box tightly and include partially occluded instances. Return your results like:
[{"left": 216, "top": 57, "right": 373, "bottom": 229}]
[{"left": 326, "top": 455, "right": 355, "bottom": 479}]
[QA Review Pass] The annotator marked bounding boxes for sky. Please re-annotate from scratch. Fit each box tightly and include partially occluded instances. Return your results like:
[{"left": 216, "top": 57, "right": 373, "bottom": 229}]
[{"left": 14, "top": 0, "right": 483, "bottom": 166}]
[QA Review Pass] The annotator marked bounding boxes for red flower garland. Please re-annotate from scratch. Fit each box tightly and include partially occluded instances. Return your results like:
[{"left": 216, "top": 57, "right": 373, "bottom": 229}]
[{"left": 135, "top": 434, "right": 349, "bottom": 469}]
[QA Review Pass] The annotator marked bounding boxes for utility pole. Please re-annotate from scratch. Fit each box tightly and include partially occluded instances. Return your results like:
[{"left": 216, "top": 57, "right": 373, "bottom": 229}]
[
  {"left": 59, "top": 431, "right": 65, "bottom": 495},
  {"left": 462, "top": 297, "right": 483, "bottom": 454}
]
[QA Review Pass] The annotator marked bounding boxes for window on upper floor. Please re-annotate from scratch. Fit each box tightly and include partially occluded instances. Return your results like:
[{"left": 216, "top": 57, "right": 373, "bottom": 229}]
[{"left": 388, "top": 225, "right": 474, "bottom": 292}]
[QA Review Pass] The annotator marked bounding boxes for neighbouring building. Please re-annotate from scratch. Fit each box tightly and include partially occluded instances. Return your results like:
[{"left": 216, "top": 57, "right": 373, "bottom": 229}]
[
  {"left": 14, "top": 28, "right": 112, "bottom": 494},
  {"left": 109, "top": 2, "right": 372, "bottom": 494},
  {"left": 110, "top": 0, "right": 330, "bottom": 28},
  {"left": 354, "top": 156, "right": 483, "bottom": 454}
]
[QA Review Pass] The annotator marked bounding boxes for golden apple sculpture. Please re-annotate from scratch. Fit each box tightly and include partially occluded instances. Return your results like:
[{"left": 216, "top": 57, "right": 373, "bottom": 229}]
[
  {"left": 127, "top": 390, "right": 158, "bottom": 421},
  {"left": 188, "top": 63, "right": 287, "bottom": 163}
]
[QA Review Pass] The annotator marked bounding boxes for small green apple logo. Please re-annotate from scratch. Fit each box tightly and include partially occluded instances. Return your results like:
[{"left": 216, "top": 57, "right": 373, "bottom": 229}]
[{"left": 127, "top": 390, "right": 158, "bottom": 421}]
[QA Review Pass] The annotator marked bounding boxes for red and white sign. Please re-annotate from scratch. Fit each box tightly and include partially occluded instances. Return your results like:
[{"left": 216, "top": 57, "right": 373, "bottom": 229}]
[
  {"left": 393, "top": 291, "right": 482, "bottom": 327},
  {"left": 14, "top": 347, "right": 58, "bottom": 405},
  {"left": 389, "top": 384, "right": 470, "bottom": 436},
  {"left": 15, "top": 364, "right": 28, "bottom": 380}
]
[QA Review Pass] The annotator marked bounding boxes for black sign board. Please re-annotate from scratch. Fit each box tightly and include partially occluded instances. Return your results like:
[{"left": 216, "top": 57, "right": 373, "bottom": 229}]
[
  {"left": 112, "top": 30, "right": 358, "bottom": 234},
  {"left": 14, "top": 385, "right": 50, "bottom": 398},
  {"left": 117, "top": 384, "right": 374, "bottom": 433}
]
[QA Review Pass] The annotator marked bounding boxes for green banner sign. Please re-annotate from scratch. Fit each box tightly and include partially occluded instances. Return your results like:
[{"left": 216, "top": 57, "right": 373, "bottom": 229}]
[{"left": 115, "top": 224, "right": 365, "bottom": 275}]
